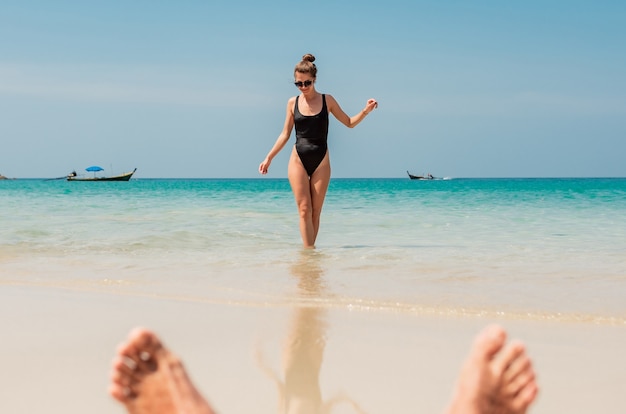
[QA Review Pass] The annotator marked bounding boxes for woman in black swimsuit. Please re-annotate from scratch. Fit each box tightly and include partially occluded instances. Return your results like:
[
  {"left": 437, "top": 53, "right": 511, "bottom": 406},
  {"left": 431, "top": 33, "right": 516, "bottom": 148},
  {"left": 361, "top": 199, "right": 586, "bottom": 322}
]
[{"left": 259, "top": 54, "right": 378, "bottom": 248}]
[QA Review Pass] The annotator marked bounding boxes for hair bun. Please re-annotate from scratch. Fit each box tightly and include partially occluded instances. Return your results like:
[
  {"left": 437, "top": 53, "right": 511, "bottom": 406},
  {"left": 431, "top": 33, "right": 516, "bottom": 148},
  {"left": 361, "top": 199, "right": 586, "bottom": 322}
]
[{"left": 302, "top": 54, "right": 316, "bottom": 63}]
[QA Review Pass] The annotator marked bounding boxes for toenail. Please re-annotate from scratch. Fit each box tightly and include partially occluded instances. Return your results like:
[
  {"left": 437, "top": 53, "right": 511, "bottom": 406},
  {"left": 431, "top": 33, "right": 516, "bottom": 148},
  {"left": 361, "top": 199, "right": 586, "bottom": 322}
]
[{"left": 123, "top": 356, "right": 137, "bottom": 370}]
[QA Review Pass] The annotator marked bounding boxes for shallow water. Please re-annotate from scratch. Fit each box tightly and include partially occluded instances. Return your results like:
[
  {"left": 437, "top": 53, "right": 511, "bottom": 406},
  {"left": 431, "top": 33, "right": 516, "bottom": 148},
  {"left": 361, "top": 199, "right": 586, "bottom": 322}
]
[{"left": 2, "top": 178, "right": 625, "bottom": 323}]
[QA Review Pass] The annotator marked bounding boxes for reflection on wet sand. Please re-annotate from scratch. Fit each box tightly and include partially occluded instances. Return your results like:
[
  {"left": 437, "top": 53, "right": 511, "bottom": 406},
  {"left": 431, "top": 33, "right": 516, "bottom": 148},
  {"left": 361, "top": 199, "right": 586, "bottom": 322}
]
[{"left": 257, "top": 250, "right": 366, "bottom": 414}]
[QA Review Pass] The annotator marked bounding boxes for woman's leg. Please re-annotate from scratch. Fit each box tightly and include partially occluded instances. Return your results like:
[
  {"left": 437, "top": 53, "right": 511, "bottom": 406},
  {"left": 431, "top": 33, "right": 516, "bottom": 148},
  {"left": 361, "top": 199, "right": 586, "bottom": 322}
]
[
  {"left": 288, "top": 148, "right": 316, "bottom": 248},
  {"left": 309, "top": 153, "right": 331, "bottom": 244}
]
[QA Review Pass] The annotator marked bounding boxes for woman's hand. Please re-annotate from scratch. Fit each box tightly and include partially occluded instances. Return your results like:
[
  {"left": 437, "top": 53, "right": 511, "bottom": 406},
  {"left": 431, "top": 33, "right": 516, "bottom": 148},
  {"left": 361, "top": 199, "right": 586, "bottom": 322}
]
[
  {"left": 364, "top": 98, "right": 378, "bottom": 114},
  {"left": 259, "top": 158, "right": 271, "bottom": 175}
]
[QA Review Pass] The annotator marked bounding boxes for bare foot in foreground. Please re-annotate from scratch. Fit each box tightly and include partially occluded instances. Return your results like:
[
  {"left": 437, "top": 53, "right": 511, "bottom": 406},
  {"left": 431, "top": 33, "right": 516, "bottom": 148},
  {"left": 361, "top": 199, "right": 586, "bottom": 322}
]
[
  {"left": 445, "top": 324, "right": 539, "bottom": 414},
  {"left": 109, "top": 328, "right": 216, "bottom": 414}
]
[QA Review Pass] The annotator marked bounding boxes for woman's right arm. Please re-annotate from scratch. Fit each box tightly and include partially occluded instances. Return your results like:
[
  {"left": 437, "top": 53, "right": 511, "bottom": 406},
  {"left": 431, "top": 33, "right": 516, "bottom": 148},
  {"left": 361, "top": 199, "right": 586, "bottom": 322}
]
[{"left": 259, "top": 98, "right": 296, "bottom": 175}]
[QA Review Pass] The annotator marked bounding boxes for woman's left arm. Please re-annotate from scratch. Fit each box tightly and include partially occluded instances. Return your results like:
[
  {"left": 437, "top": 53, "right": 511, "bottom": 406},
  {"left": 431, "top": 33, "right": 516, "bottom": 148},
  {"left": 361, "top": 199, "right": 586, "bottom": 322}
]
[{"left": 327, "top": 94, "right": 378, "bottom": 129}]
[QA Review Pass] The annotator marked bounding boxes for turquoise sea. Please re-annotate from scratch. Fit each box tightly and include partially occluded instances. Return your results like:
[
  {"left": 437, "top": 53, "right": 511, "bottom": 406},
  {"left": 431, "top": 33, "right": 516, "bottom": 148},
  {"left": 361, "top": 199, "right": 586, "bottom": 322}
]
[{"left": 2, "top": 177, "right": 625, "bottom": 324}]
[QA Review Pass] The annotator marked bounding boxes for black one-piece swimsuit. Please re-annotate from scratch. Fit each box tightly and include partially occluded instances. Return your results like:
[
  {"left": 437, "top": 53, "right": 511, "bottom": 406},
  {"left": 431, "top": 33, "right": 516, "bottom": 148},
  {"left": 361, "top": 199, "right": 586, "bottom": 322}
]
[{"left": 294, "top": 94, "right": 329, "bottom": 177}]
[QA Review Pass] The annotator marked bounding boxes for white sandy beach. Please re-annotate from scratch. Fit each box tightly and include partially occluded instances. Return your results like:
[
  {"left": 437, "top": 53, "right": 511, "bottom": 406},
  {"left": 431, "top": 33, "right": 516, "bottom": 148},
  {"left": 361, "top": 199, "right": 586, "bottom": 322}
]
[{"left": 1, "top": 283, "right": 625, "bottom": 413}]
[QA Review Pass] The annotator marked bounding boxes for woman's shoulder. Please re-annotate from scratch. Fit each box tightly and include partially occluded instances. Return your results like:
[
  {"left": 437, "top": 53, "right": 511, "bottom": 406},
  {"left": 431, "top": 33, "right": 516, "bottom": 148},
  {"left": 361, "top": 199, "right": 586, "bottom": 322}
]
[
  {"left": 285, "top": 96, "right": 298, "bottom": 114},
  {"left": 287, "top": 95, "right": 298, "bottom": 107},
  {"left": 286, "top": 95, "right": 300, "bottom": 106},
  {"left": 323, "top": 93, "right": 338, "bottom": 108}
]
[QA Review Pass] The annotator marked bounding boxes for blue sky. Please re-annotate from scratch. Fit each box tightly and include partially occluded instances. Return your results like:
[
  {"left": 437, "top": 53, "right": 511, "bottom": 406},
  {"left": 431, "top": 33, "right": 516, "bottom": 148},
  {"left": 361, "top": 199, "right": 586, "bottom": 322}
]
[{"left": 1, "top": 1, "right": 625, "bottom": 178}]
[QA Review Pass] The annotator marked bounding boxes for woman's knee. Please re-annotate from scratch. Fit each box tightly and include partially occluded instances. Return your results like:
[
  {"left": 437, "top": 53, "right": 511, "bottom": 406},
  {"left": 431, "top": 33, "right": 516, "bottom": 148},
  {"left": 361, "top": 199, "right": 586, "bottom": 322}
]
[
  {"left": 296, "top": 200, "right": 313, "bottom": 219},
  {"left": 310, "top": 202, "right": 324, "bottom": 216}
]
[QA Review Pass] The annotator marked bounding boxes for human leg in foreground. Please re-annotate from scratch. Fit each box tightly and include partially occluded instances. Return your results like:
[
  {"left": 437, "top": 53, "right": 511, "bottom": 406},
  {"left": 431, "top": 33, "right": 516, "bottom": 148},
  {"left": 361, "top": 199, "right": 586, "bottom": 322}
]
[
  {"left": 445, "top": 324, "right": 539, "bottom": 414},
  {"left": 109, "top": 328, "right": 216, "bottom": 414}
]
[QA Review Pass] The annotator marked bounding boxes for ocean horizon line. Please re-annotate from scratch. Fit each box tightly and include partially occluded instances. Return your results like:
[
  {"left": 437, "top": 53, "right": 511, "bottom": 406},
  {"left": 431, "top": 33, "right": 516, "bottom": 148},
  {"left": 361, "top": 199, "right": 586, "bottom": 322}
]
[{"left": 4, "top": 175, "right": 626, "bottom": 181}]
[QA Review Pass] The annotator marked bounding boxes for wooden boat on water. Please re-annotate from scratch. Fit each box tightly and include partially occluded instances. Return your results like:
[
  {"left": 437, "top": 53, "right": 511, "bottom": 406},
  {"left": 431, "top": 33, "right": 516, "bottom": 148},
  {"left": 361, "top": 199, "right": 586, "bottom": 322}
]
[
  {"left": 67, "top": 168, "right": 137, "bottom": 182},
  {"left": 407, "top": 170, "right": 436, "bottom": 180}
]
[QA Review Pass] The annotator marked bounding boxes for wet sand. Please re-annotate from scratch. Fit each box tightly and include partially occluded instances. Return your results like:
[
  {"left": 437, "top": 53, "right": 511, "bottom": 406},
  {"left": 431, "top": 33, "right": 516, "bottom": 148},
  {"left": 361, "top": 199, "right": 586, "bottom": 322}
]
[{"left": 1, "top": 284, "right": 625, "bottom": 413}]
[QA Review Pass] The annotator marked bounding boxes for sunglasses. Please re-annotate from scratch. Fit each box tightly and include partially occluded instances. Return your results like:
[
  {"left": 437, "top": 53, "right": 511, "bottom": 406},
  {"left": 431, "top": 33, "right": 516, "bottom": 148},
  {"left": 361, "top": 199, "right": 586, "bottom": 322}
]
[{"left": 294, "top": 80, "right": 313, "bottom": 88}]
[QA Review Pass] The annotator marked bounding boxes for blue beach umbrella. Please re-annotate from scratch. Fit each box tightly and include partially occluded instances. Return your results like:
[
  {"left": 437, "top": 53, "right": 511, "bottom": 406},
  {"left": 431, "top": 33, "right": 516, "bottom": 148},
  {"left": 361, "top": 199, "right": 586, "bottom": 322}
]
[{"left": 85, "top": 165, "right": 104, "bottom": 177}]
